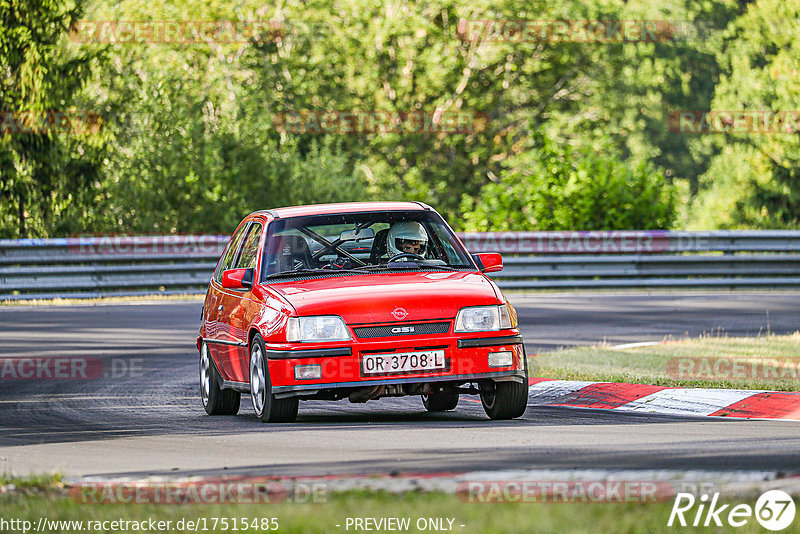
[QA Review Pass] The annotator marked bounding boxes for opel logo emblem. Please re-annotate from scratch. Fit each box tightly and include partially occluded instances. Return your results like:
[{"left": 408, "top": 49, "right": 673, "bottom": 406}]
[{"left": 391, "top": 307, "right": 408, "bottom": 320}]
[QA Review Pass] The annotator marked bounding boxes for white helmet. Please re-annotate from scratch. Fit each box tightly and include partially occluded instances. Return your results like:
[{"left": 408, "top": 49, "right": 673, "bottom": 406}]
[{"left": 387, "top": 221, "right": 428, "bottom": 257}]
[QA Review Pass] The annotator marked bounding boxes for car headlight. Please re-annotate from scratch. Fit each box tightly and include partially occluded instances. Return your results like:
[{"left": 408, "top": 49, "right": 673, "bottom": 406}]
[
  {"left": 286, "top": 316, "right": 351, "bottom": 342},
  {"left": 454, "top": 305, "right": 515, "bottom": 332}
]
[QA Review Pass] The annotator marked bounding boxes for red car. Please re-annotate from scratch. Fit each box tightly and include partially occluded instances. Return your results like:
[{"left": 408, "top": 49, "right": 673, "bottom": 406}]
[{"left": 197, "top": 202, "right": 528, "bottom": 423}]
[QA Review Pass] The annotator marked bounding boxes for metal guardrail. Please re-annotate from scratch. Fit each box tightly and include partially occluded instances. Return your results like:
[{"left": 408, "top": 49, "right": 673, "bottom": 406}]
[{"left": 1, "top": 231, "right": 799, "bottom": 300}]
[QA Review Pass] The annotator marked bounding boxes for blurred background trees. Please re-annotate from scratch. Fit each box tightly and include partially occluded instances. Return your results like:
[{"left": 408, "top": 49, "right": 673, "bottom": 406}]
[{"left": 1, "top": 0, "right": 797, "bottom": 237}]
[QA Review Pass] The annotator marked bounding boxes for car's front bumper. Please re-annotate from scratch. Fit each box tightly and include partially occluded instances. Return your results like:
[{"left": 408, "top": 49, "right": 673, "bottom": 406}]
[{"left": 263, "top": 332, "right": 525, "bottom": 396}]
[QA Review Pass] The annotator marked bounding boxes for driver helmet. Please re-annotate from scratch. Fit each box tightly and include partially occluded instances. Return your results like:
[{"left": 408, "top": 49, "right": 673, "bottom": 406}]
[{"left": 387, "top": 221, "right": 428, "bottom": 257}]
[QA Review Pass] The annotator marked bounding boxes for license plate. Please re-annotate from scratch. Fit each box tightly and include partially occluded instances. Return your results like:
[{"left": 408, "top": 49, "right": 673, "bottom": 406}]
[{"left": 362, "top": 350, "right": 446, "bottom": 375}]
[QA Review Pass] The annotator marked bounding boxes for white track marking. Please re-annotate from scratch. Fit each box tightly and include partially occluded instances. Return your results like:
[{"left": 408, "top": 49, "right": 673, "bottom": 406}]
[
  {"left": 528, "top": 380, "right": 597, "bottom": 405},
  {"left": 610, "top": 341, "right": 662, "bottom": 350},
  {"left": 614, "top": 388, "right": 759, "bottom": 416}
]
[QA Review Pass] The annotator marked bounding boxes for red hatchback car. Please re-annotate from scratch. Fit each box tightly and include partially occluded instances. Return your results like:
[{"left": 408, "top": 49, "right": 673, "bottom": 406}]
[{"left": 198, "top": 202, "right": 528, "bottom": 422}]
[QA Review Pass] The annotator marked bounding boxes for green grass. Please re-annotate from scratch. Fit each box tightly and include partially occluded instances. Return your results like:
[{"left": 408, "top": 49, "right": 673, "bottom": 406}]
[
  {"left": 0, "top": 488, "right": 779, "bottom": 534},
  {"left": 0, "top": 473, "right": 65, "bottom": 493},
  {"left": 530, "top": 332, "right": 800, "bottom": 390}
]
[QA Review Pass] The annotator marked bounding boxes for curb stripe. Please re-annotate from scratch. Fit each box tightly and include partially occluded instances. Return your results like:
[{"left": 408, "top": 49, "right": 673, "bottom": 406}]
[
  {"left": 527, "top": 380, "right": 598, "bottom": 405},
  {"left": 709, "top": 392, "right": 800, "bottom": 420},
  {"left": 527, "top": 379, "right": 800, "bottom": 421},
  {"left": 554, "top": 383, "right": 668, "bottom": 409},
  {"left": 614, "top": 388, "right": 756, "bottom": 416}
]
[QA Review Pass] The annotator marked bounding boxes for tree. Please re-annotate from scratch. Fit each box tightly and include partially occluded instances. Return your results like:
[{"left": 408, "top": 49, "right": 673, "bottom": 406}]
[
  {"left": 689, "top": 0, "right": 800, "bottom": 228},
  {"left": 460, "top": 131, "right": 675, "bottom": 230},
  {"left": 0, "top": 0, "right": 104, "bottom": 237}
]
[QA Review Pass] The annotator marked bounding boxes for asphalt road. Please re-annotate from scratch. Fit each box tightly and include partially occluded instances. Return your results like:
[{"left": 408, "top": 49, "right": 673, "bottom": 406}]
[{"left": 1, "top": 292, "right": 799, "bottom": 479}]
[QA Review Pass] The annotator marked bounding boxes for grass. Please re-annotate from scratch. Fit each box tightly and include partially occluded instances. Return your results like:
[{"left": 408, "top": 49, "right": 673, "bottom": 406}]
[
  {"left": 0, "top": 485, "right": 778, "bottom": 534},
  {"left": 530, "top": 332, "right": 800, "bottom": 390}
]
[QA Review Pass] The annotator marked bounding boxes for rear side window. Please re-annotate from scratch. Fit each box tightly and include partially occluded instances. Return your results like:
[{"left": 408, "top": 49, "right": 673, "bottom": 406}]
[
  {"left": 235, "top": 223, "right": 262, "bottom": 270},
  {"left": 213, "top": 222, "right": 250, "bottom": 283}
]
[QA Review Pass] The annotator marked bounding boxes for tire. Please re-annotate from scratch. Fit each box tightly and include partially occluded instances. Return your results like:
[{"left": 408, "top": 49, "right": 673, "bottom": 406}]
[
  {"left": 200, "top": 341, "right": 241, "bottom": 415},
  {"left": 249, "top": 334, "right": 299, "bottom": 423},
  {"left": 422, "top": 390, "right": 459, "bottom": 412},
  {"left": 480, "top": 348, "right": 529, "bottom": 420}
]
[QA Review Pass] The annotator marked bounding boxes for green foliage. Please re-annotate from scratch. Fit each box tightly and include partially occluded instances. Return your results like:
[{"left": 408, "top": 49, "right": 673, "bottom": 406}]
[
  {"left": 460, "top": 133, "right": 675, "bottom": 231},
  {"left": 688, "top": 0, "right": 800, "bottom": 228},
  {"left": 0, "top": 0, "right": 796, "bottom": 236},
  {"left": 0, "top": 0, "right": 104, "bottom": 238}
]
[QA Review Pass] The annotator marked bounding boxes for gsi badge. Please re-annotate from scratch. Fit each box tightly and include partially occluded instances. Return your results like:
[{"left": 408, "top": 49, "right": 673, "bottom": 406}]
[{"left": 391, "top": 326, "right": 415, "bottom": 334}]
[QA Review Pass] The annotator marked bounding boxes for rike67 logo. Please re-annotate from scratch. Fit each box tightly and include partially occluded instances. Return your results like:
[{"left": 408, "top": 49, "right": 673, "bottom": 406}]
[{"left": 668, "top": 490, "right": 796, "bottom": 531}]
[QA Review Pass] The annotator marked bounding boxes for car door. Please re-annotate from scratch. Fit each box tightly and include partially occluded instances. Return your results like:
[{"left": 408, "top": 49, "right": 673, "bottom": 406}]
[
  {"left": 219, "top": 222, "right": 263, "bottom": 382},
  {"left": 208, "top": 221, "right": 250, "bottom": 381}
]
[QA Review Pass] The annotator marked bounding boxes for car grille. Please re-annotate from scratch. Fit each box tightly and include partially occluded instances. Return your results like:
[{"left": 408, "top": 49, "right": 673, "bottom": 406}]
[{"left": 353, "top": 322, "right": 450, "bottom": 338}]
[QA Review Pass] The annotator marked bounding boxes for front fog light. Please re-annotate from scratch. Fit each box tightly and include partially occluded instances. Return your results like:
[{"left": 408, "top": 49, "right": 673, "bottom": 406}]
[
  {"left": 488, "top": 351, "right": 514, "bottom": 367},
  {"left": 295, "top": 364, "right": 322, "bottom": 380}
]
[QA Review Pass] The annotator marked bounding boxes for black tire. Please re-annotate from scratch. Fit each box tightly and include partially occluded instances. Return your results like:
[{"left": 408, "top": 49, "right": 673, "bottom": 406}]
[
  {"left": 422, "top": 390, "right": 459, "bottom": 412},
  {"left": 200, "top": 341, "right": 240, "bottom": 415},
  {"left": 249, "top": 334, "right": 299, "bottom": 423},
  {"left": 480, "top": 349, "right": 529, "bottom": 420}
]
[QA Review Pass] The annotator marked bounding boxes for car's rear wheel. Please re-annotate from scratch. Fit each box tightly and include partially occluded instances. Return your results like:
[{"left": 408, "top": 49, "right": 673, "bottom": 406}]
[
  {"left": 250, "top": 334, "right": 299, "bottom": 423},
  {"left": 200, "top": 341, "right": 240, "bottom": 415},
  {"left": 422, "top": 390, "right": 459, "bottom": 412},
  {"left": 480, "top": 349, "right": 529, "bottom": 420}
]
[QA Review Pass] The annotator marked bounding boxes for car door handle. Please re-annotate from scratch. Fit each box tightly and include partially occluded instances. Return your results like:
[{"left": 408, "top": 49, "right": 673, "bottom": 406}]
[{"left": 217, "top": 305, "right": 224, "bottom": 312}]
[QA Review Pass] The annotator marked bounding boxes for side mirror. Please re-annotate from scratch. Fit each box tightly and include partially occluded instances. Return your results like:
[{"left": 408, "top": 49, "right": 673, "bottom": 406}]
[
  {"left": 473, "top": 253, "right": 503, "bottom": 273},
  {"left": 221, "top": 268, "right": 254, "bottom": 290}
]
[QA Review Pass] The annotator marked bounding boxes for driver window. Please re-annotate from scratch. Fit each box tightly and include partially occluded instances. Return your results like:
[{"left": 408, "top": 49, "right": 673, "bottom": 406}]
[
  {"left": 236, "top": 223, "right": 262, "bottom": 270},
  {"left": 213, "top": 222, "right": 249, "bottom": 283}
]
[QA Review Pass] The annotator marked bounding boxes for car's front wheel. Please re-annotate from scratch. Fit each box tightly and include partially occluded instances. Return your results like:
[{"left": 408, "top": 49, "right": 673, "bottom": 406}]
[
  {"left": 249, "top": 334, "right": 299, "bottom": 423},
  {"left": 480, "top": 349, "right": 529, "bottom": 420},
  {"left": 422, "top": 390, "right": 459, "bottom": 412},
  {"left": 200, "top": 341, "right": 240, "bottom": 415}
]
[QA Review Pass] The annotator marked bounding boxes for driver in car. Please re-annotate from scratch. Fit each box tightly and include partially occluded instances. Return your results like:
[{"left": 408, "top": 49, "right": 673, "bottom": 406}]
[{"left": 386, "top": 221, "right": 428, "bottom": 259}]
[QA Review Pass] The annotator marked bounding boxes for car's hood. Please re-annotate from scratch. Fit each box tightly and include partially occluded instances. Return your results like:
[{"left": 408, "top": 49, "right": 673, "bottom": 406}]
[{"left": 270, "top": 271, "right": 499, "bottom": 324}]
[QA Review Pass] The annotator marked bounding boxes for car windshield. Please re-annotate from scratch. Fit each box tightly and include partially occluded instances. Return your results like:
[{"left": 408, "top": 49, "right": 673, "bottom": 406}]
[{"left": 261, "top": 210, "right": 474, "bottom": 279}]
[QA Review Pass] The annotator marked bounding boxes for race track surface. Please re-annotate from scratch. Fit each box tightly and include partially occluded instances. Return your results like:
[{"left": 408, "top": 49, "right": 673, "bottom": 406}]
[{"left": 1, "top": 292, "right": 799, "bottom": 479}]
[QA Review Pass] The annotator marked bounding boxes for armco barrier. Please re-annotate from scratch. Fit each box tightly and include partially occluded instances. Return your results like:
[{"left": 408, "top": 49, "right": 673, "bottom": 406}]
[{"left": 1, "top": 231, "right": 799, "bottom": 300}]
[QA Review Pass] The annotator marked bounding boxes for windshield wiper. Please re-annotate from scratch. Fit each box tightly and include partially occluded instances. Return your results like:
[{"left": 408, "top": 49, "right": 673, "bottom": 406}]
[
  {"left": 265, "top": 268, "right": 327, "bottom": 279},
  {"left": 265, "top": 267, "right": 371, "bottom": 279},
  {"left": 361, "top": 262, "right": 462, "bottom": 271}
]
